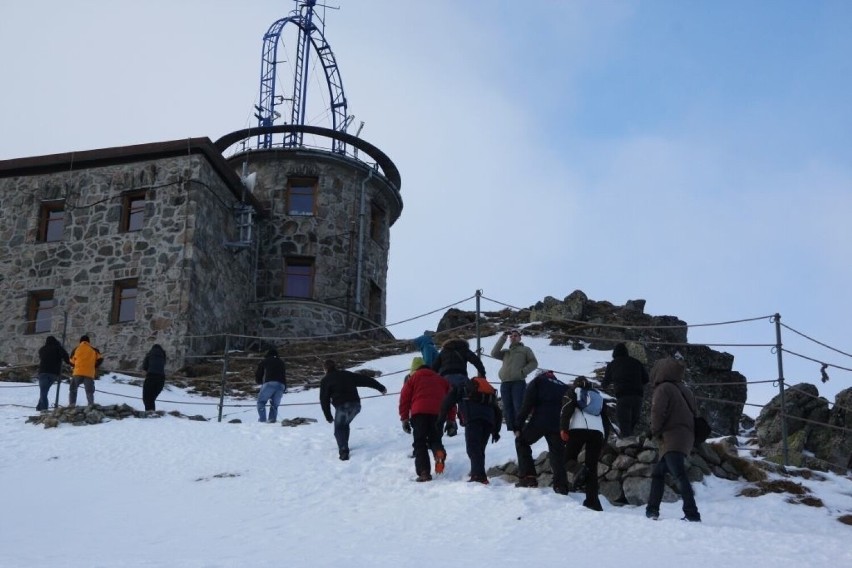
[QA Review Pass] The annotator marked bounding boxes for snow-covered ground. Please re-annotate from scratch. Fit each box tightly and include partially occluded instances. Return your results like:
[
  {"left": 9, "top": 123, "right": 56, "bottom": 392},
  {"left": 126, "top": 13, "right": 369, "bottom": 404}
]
[{"left": 2, "top": 336, "right": 850, "bottom": 568}]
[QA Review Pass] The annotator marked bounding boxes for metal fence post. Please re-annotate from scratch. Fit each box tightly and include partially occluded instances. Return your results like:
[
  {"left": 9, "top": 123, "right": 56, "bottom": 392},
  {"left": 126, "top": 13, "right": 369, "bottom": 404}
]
[
  {"left": 217, "top": 335, "right": 230, "bottom": 423},
  {"left": 774, "top": 313, "right": 789, "bottom": 466},
  {"left": 54, "top": 310, "right": 69, "bottom": 409},
  {"left": 475, "top": 290, "right": 483, "bottom": 357}
]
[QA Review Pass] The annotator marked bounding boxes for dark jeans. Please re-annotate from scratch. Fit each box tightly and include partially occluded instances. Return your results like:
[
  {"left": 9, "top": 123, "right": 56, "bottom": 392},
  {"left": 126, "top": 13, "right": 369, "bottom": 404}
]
[
  {"left": 564, "top": 429, "right": 604, "bottom": 509},
  {"left": 465, "top": 419, "right": 491, "bottom": 478},
  {"left": 143, "top": 373, "right": 166, "bottom": 411},
  {"left": 411, "top": 414, "right": 445, "bottom": 476},
  {"left": 333, "top": 402, "right": 361, "bottom": 451},
  {"left": 500, "top": 380, "right": 526, "bottom": 431},
  {"left": 515, "top": 426, "right": 567, "bottom": 488},
  {"left": 69, "top": 375, "right": 95, "bottom": 406},
  {"left": 616, "top": 394, "right": 643, "bottom": 437},
  {"left": 36, "top": 373, "right": 60, "bottom": 411},
  {"left": 646, "top": 451, "right": 700, "bottom": 520}
]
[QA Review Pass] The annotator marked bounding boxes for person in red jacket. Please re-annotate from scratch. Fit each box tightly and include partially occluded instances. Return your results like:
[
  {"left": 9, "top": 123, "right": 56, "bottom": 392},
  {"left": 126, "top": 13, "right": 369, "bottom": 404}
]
[{"left": 399, "top": 357, "right": 456, "bottom": 481}]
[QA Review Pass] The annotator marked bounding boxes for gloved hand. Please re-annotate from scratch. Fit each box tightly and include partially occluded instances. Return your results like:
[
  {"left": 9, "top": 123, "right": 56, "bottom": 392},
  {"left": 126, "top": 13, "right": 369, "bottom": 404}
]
[
  {"left": 445, "top": 421, "right": 458, "bottom": 437},
  {"left": 402, "top": 420, "right": 411, "bottom": 434},
  {"left": 491, "top": 431, "right": 501, "bottom": 444},
  {"left": 560, "top": 430, "right": 569, "bottom": 442}
]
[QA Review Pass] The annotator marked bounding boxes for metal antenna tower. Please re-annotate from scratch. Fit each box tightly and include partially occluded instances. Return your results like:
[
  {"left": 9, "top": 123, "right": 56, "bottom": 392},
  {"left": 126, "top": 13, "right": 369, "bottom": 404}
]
[{"left": 253, "top": 0, "right": 348, "bottom": 152}]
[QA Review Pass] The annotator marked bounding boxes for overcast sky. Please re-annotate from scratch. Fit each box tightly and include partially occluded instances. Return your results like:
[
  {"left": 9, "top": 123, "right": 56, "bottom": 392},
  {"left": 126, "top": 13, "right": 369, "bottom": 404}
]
[{"left": 1, "top": 1, "right": 850, "bottom": 405}]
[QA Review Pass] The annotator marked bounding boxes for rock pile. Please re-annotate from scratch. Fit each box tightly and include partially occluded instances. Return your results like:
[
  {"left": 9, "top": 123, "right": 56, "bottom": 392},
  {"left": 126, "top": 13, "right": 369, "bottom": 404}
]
[
  {"left": 488, "top": 435, "right": 766, "bottom": 506},
  {"left": 24, "top": 404, "right": 204, "bottom": 428}
]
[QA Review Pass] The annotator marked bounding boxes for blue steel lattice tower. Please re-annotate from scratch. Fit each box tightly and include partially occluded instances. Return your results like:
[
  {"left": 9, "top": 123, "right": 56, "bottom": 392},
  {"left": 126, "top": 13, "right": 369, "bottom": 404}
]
[{"left": 215, "top": 0, "right": 402, "bottom": 339}]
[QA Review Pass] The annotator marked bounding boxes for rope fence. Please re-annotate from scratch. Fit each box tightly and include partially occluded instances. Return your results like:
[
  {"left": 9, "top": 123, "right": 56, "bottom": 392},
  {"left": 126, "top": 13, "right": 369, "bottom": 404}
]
[{"left": 4, "top": 290, "right": 851, "bottom": 471}]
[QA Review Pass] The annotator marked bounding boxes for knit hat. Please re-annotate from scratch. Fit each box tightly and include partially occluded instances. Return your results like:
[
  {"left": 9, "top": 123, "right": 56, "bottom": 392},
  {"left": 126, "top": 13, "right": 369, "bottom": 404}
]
[{"left": 410, "top": 356, "right": 425, "bottom": 373}]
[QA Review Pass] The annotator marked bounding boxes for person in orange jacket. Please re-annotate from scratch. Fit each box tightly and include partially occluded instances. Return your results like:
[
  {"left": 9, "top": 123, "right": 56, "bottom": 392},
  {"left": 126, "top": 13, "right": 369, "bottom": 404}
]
[{"left": 68, "top": 335, "right": 104, "bottom": 407}]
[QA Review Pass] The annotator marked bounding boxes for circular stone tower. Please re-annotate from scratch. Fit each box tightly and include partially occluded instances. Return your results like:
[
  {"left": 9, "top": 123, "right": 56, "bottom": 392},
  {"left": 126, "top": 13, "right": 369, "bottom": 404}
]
[{"left": 215, "top": 1, "right": 402, "bottom": 339}]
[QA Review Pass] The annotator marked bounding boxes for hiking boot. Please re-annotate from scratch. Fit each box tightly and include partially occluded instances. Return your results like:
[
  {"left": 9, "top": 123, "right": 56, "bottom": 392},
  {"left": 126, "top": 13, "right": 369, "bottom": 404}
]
[
  {"left": 468, "top": 475, "right": 489, "bottom": 485},
  {"left": 434, "top": 449, "right": 446, "bottom": 474},
  {"left": 646, "top": 509, "right": 659, "bottom": 520},
  {"left": 552, "top": 484, "right": 568, "bottom": 495},
  {"left": 338, "top": 449, "right": 350, "bottom": 461},
  {"left": 582, "top": 500, "right": 603, "bottom": 511},
  {"left": 515, "top": 476, "right": 538, "bottom": 488},
  {"left": 682, "top": 515, "right": 702, "bottom": 522},
  {"left": 416, "top": 473, "right": 432, "bottom": 482}
]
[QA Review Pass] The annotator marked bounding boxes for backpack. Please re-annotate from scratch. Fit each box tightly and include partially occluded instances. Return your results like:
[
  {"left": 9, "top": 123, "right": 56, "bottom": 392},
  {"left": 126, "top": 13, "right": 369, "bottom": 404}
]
[
  {"left": 577, "top": 387, "right": 604, "bottom": 416},
  {"left": 466, "top": 377, "right": 497, "bottom": 405},
  {"left": 675, "top": 384, "right": 711, "bottom": 447},
  {"left": 693, "top": 416, "right": 711, "bottom": 446}
]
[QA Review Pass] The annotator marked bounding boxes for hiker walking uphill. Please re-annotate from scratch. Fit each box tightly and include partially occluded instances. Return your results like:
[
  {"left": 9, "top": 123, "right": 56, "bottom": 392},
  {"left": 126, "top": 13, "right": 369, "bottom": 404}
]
[
  {"left": 645, "top": 352, "right": 702, "bottom": 522},
  {"left": 513, "top": 370, "right": 569, "bottom": 494},
  {"left": 399, "top": 357, "right": 455, "bottom": 482},
  {"left": 431, "top": 338, "right": 487, "bottom": 390},
  {"left": 437, "top": 376, "right": 502, "bottom": 484},
  {"left": 490, "top": 329, "right": 538, "bottom": 432},
  {"left": 319, "top": 359, "right": 387, "bottom": 461},
  {"left": 35, "top": 336, "right": 71, "bottom": 411},
  {"left": 255, "top": 348, "right": 287, "bottom": 423},
  {"left": 601, "top": 342, "right": 649, "bottom": 437},
  {"left": 560, "top": 376, "right": 612, "bottom": 511},
  {"left": 142, "top": 343, "right": 167, "bottom": 411},
  {"left": 413, "top": 331, "right": 439, "bottom": 367},
  {"left": 68, "top": 335, "right": 103, "bottom": 407}
]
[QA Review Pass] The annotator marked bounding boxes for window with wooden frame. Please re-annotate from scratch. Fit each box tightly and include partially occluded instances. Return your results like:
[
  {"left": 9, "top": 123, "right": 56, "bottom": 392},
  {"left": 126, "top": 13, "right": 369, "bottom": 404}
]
[
  {"left": 121, "top": 191, "right": 146, "bottom": 232},
  {"left": 26, "top": 290, "right": 54, "bottom": 334},
  {"left": 286, "top": 177, "right": 317, "bottom": 216},
  {"left": 283, "top": 257, "right": 314, "bottom": 298},
  {"left": 369, "top": 202, "right": 385, "bottom": 243},
  {"left": 111, "top": 278, "right": 138, "bottom": 323},
  {"left": 368, "top": 281, "right": 382, "bottom": 323},
  {"left": 38, "top": 201, "right": 65, "bottom": 243}
]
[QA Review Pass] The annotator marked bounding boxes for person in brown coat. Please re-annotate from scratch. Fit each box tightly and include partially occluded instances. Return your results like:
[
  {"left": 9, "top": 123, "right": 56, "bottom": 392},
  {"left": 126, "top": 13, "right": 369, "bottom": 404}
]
[{"left": 645, "top": 352, "right": 701, "bottom": 522}]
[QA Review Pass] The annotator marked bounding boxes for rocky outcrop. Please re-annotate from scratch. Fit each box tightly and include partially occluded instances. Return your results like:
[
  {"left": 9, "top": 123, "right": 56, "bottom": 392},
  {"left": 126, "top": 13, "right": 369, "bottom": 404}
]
[
  {"left": 756, "top": 384, "right": 852, "bottom": 473},
  {"left": 440, "top": 290, "right": 747, "bottom": 437}
]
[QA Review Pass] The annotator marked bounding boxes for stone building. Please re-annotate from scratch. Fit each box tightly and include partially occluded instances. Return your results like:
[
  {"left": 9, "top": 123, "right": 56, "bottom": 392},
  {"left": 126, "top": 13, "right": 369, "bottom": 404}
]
[{"left": 0, "top": 126, "right": 402, "bottom": 372}]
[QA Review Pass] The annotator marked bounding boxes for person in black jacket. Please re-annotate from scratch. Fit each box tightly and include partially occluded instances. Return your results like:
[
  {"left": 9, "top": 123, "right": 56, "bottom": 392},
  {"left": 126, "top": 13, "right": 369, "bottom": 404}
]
[
  {"left": 437, "top": 377, "right": 502, "bottom": 484},
  {"left": 255, "top": 348, "right": 286, "bottom": 423},
  {"left": 431, "top": 338, "right": 486, "bottom": 390},
  {"left": 142, "top": 344, "right": 168, "bottom": 411},
  {"left": 319, "top": 359, "right": 387, "bottom": 461},
  {"left": 601, "top": 343, "right": 649, "bottom": 437},
  {"left": 36, "top": 336, "right": 71, "bottom": 411},
  {"left": 513, "top": 370, "right": 570, "bottom": 493}
]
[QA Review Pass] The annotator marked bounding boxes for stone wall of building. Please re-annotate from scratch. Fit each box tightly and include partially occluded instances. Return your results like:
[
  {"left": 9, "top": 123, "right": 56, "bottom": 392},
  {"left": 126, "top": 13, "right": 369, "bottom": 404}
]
[
  {"left": 254, "top": 299, "right": 393, "bottom": 341},
  {"left": 230, "top": 149, "right": 401, "bottom": 331},
  {"left": 0, "top": 153, "right": 252, "bottom": 373},
  {"left": 178, "top": 158, "right": 255, "bottom": 362}
]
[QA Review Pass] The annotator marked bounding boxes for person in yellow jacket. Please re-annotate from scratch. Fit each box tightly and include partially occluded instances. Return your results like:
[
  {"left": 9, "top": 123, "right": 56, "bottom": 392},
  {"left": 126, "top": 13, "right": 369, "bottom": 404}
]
[{"left": 68, "top": 335, "right": 104, "bottom": 407}]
